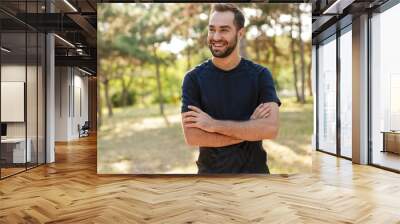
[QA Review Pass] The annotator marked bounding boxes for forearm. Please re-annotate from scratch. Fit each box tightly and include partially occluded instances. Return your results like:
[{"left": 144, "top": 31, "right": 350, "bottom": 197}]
[
  {"left": 183, "top": 127, "right": 243, "bottom": 147},
  {"left": 212, "top": 119, "right": 278, "bottom": 141}
]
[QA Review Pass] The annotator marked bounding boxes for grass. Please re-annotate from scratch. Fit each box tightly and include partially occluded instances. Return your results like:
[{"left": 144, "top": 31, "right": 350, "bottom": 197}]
[{"left": 98, "top": 97, "right": 313, "bottom": 174}]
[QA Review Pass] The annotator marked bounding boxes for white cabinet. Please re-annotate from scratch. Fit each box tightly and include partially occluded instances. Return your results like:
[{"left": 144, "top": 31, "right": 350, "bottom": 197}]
[{"left": 1, "top": 138, "right": 32, "bottom": 163}]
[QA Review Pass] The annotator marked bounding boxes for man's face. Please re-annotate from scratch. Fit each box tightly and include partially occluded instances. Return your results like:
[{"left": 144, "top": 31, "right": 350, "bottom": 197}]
[{"left": 207, "top": 11, "right": 241, "bottom": 58}]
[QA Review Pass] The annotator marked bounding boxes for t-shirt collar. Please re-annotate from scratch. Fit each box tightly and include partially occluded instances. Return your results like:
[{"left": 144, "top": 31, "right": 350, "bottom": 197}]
[{"left": 209, "top": 57, "right": 244, "bottom": 73}]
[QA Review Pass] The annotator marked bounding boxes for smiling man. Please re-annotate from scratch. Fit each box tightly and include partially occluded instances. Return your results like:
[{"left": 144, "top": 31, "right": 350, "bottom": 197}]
[{"left": 181, "top": 3, "right": 281, "bottom": 174}]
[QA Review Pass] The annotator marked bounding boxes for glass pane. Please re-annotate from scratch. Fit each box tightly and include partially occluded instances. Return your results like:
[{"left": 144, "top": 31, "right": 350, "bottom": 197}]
[
  {"left": 371, "top": 4, "right": 400, "bottom": 171},
  {"left": 26, "top": 0, "right": 38, "bottom": 169},
  {"left": 318, "top": 37, "right": 337, "bottom": 154},
  {"left": 27, "top": 31, "right": 38, "bottom": 169},
  {"left": 38, "top": 33, "right": 45, "bottom": 165},
  {"left": 1, "top": 30, "right": 27, "bottom": 177},
  {"left": 340, "top": 29, "right": 352, "bottom": 158}
]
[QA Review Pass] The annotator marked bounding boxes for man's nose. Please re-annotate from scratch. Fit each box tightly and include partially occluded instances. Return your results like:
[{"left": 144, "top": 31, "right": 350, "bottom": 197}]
[{"left": 212, "top": 32, "right": 222, "bottom": 41}]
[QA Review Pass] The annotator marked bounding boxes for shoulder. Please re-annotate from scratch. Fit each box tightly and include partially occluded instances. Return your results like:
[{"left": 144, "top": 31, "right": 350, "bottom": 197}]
[
  {"left": 184, "top": 60, "right": 211, "bottom": 79},
  {"left": 182, "top": 60, "right": 211, "bottom": 88},
  {"left": 241, "top": 58, "right": 272, "bottom": 78}
]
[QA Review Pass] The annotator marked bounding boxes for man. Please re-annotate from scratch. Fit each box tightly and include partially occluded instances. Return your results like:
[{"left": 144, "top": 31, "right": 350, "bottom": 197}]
[{"left": 181, "top": 3, "right": 281, "bottom": 174}]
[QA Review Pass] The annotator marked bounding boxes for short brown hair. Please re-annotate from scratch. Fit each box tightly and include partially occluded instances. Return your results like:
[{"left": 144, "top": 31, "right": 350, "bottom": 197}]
[{"left": 210, "top": 3, "right": 245, "bottom": 30}]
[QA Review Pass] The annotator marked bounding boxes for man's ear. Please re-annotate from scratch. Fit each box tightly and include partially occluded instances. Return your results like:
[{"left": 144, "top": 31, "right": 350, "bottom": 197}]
[{"left": 238, "top": 27, "right": 245, "bottom": 39}]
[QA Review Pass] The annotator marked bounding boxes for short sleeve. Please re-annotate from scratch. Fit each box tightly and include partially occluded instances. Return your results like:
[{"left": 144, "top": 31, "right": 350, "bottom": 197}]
[
  {"left": 258, "top": 68, "right": 282, "bottom": 107},
  {"left": 181, "top": 72, "right": 201, "bottom": 113}
]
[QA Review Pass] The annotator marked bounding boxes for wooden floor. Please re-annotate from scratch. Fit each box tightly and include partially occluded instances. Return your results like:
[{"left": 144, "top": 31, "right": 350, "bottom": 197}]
[
  {"left": 1, "top": 135, "right": 400, "bottom": 223},
  {"left": 0, "top": 167, "right": 26, "bottom": 178},
  {"left": 373, "top": 151, "right": 400, "bottom": 171}
]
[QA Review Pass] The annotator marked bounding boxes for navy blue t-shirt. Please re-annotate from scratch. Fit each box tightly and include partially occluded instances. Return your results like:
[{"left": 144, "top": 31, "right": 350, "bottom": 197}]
[{"left": 181, "top": 58, "right": 281, "bottom": 174}]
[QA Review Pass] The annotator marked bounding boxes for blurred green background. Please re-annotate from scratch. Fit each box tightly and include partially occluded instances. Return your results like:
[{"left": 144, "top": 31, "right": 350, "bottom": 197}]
[{"left": 97, "top": 3, "right": 313, "bottom": 174}]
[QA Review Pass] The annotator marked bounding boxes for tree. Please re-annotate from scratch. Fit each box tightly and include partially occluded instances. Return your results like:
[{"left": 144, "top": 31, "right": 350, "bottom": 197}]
[
  {"left": 247, "top": 4, "right": 288, "bottom": 79},
  {"left": 98, "top": 3, "right": 313, "bottom": 115},
  {"left": 115, "top": 4, "right": 172, "bottom": 116},
  {"left": 290, "top": 14, "right": 300, "bottom": 102},
  {"left": 297, "top": 5, "right": 306, "bottom": 104},
  {"left": 169, "top": 4, "right": 210, "bottom": 71}
]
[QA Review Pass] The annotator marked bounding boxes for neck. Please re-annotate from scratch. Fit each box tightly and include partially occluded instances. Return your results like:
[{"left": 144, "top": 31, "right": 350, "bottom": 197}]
[{"left": 212, "top": 50, "right": 241, "bottom": 71}]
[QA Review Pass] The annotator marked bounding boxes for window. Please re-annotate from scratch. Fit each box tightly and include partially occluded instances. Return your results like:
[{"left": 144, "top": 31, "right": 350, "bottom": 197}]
[
  {"left": 339, "top": 27, "right": 352, "bottom": 158},
  {"left": 371, "top": 3, "right": 400, "bottom": 171},
  {"left": 317, "top": 35, "right": 337, "bottom": 154}
]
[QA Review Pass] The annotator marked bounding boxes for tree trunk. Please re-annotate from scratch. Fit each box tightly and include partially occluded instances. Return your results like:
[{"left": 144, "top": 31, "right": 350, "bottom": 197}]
[
  {"left": 307, "top": 60, "right": 312, "bottom": 97},
  {"left": 98, "top": 81, "right": 103, "bottom": 128},
  {"left": 153, "top": 46, "right": 164, "bottom": 116},
  {"left": 290, "top": 23, "right": 300, "bottom": 102},
  {"left": 121, "top": 76, "right": 133, "bottom": 107},
  {"left": 141, "top": 75, "right": 145, "bottom": 105},
  {"left": 297, "top": 6, "right": 306, "bottom": 104},
  {"left": 103, "top": 79, "right": 113, "bottom": 117},
  {"left": 121, "top": 77, "right": 128, "bottom": 107},
  {"left": 139, "top": 62, "right": 145, "bottom": 106}
]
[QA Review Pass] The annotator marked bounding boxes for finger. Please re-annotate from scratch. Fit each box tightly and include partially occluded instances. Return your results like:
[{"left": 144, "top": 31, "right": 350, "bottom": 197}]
[
  {"left": 258, "top": 103, "right": 269, "bottom": 109},
  {"left": 183, "top": 111, "right": 199, "bottom": 118},
  {"left": 264, "top": 103, "right": 272, "bottom": 110},
  {"left": 253, "top": 103, "right": 264, "bottom": 117},
  {"left": 258, "top": 104, "right": 271, "bottom": 115},
  {"left": 184, "top": 115, "right": 195, "bottom": 121},
  {"left": 254, "top": 105, "right": 269, "bottom": 119},
  {"left": 261, "top": 103, "right": 272, "bottom": 109},
  {"left": 260, "top": 111, "right": 271, "bottom": 119},
  {"left": 188, "top": 105, "right": 203, "bottom": 113},
  {"left": 184, "top": 111, "right": 201, "bottom": 118},
  {"left": 189, "top": 105, "right": 209, "bottom": 116},
  {"left": 263, "top": 112, "right": 270, "bottom": 118},
  {"left": 257, "top": 103, "right": 265, "bottom": 110},
  {"left": 183, "top": 117, "right": 197, "bottom": 123},
  {"left": 260, "top": 107, "right": 271, "bottom": 117}
]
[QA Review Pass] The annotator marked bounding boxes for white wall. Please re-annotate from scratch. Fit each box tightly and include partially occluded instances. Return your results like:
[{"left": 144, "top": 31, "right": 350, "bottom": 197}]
[
  {"left": 55, "top": 66, "right": 69, "bottom": 141},
  {"left": 55, "top": 67, "right": 89, "bottom": 141}
]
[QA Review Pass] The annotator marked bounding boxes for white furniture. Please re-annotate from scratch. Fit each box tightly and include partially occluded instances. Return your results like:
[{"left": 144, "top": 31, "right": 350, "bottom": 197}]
[{"left": 1, "top": 138, "right": 31, "bottom": 163}]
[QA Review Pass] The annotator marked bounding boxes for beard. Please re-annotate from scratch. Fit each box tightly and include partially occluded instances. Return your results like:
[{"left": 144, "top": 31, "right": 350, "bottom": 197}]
[{"left": 208, "top": 34, "right": 238, "bottom": 58}]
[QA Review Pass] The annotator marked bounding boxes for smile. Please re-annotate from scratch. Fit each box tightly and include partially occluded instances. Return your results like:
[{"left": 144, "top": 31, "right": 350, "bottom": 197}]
[{"left": 212, "top": 43, "right": 226, "bottom": 48}]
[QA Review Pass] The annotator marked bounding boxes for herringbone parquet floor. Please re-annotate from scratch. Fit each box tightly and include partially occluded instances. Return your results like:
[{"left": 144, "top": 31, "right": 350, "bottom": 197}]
[{"left": 1, "top": 135, "right": 400, "bottom": 224}]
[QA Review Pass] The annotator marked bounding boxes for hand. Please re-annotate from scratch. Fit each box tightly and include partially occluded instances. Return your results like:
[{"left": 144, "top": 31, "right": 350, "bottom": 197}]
[
  {"left": 250, "top": 103, "right": 272, "bottom": 120},
  {"left": 182, "top": 105, "right": 216, "bottom": 132}
]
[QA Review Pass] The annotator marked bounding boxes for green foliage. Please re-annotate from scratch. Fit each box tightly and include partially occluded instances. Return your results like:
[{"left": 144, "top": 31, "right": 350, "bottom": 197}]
[
  {"left": 98, "top": 3, "right": 312, "bottom": 113},
  {"left": 111, "top": 90, "right": 137, "bottom": 108}
]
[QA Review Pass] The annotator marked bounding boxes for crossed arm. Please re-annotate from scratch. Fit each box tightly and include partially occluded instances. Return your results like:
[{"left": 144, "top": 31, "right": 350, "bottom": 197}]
[{"left": 181, "top": 102, "right": 279, "bottom": 147}]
